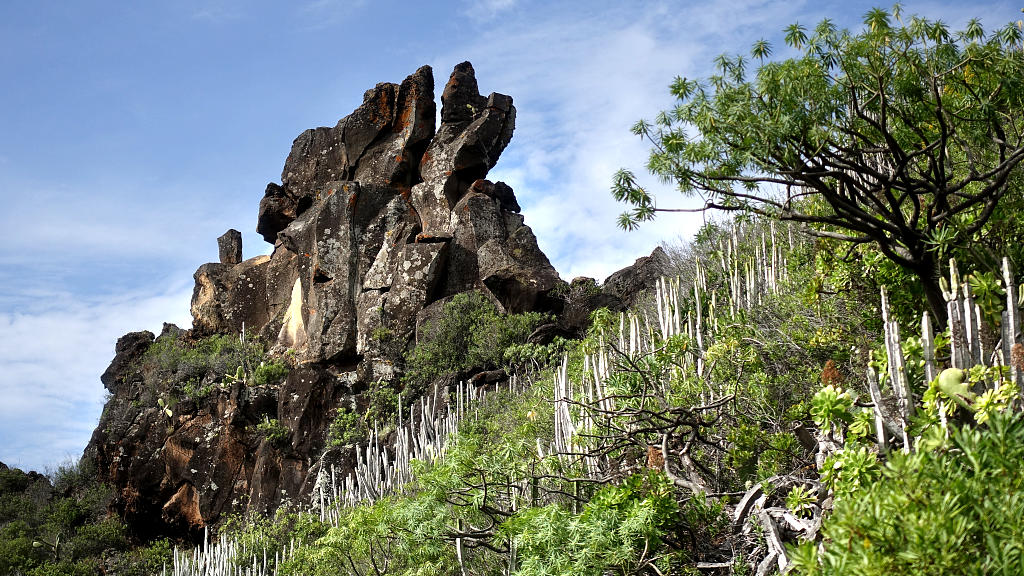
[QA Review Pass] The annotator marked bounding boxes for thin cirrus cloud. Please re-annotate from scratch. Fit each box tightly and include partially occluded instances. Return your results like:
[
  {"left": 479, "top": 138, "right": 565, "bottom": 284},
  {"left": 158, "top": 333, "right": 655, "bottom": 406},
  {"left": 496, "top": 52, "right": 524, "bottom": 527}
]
[
  {"left": 0, "top": 282, "right": 194, "bottom": 471},
  {"left": 435, "top": 0, "right": 1019, "bottom": 280},
  {"left": 463, "top": 0, "right": 519, "bottom": 21},
  {"left": 432, "top": 0, "right": 809, "bottom": 281}
]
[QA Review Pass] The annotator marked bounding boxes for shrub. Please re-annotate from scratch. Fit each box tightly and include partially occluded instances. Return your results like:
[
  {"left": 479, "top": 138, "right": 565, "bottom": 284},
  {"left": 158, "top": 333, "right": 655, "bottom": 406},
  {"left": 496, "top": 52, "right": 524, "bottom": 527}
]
[
  {"left": 363, "top": 382, "right": 399, "bottom": 429},
  {"left": 252, "top": 359, "right": 290, "bottom": 386},
  {"left": 327, "top": 409, "right": 365, "bottom": 448},
  {"left": 792, "top": 411, "right": 1024, "bottom": 575},
  {"left": 256, "top": 417, "right": 291, "bottom": 449},
  {"left": 66, "top": 517, "right": 127, "bottom": 559},
  {"left": 499, "top": 471, "right": 693, "bottom": 575},
  {"left": 403, "top": 291, "right": 547, "bottom": 393},
  {"left": 143, "top": 333, "right": 264, "bottom": 393},
  {"left": 0, "top": 461, "right": 125, "bottom": 576},
  {"left": 114, "top": 538, "right": 173, "bottom": 576}
]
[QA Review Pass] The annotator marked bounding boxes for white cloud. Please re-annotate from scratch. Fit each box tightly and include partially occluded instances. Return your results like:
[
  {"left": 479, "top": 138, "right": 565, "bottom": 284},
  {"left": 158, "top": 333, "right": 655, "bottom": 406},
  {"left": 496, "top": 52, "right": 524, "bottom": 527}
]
[
  {"left": 430, "top": 0, "right": 813, "bottom": 281},
  {"left": 0, "top": 282, "right": 193, "bottom": 472},
  {"left": 191, "top": 2, "right": 244, "bottom": 22},
  {"left": 464, "top": 0, "right": 518, "bottom": 22}
]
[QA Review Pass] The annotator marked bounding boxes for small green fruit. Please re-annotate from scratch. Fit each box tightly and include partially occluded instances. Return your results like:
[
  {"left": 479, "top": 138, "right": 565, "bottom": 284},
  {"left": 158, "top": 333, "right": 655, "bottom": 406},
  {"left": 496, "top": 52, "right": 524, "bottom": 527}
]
[{"left": 938, "top": 367, "right": 976, "bottom": 408}]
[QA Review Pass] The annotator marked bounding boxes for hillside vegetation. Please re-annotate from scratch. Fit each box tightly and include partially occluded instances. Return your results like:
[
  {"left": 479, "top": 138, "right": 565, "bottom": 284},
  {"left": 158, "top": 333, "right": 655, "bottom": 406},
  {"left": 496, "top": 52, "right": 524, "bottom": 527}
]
[{"left": 7, "top": 206, "right": 1024, "bottom": 575}]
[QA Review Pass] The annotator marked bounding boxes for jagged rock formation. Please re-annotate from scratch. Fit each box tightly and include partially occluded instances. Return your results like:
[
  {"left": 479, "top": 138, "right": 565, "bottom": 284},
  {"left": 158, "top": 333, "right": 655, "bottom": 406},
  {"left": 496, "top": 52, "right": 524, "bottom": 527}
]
[
  {"left": 86, "top": 63, "right": 561, "bottom": 541},
  {"left": 603, "top": 246, "right": 671, "bottom": 310}
]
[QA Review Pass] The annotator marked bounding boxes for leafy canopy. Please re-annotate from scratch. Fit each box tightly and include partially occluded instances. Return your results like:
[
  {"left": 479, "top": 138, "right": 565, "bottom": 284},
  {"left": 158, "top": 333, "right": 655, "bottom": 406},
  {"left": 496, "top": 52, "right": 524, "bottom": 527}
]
[{"left": 614, "top": 6, "right": 1024, "bottom": 323}]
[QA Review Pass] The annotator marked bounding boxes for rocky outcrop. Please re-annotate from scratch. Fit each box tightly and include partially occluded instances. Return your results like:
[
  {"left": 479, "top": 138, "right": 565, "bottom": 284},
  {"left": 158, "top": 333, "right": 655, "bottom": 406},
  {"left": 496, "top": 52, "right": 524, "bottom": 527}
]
[
  {"left": 100, "top": 331, "right": 155, "bottom": 395},
  {"left": 256, "top": 65, "right": 436, "bottom": 245},
  {"left": 603, "top": 246, "right": 671, "bottom": 310},
  {"left": 218, "top": 230, "right": 242, "bottom": 265},
  {"left": 88, "top": 62, "right": 560, "bottom": 541},
  {"left": 195, "top": 62, "right": 556, "bottom": 363}
]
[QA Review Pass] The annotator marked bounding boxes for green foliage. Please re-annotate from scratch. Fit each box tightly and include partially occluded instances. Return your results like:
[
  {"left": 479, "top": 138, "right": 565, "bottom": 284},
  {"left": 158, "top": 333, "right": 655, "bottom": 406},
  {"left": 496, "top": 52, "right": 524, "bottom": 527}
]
[
  {"left": 786, "top": 485, "right": 816, "bottom": 519},
  {"left": 252, "top": 359, "right": 290, "bottom": 386},
  {"left": 793, "top": 412, "right": 1024, "bottom": 575},
  {"left": 504, "top": 337, "right": 570, "bottom": 372},
  {"left": 820, "top": 446, "right": 881, "bottom": 501},
  {"left": 726, "top": 426, "right": 800, "bottom": 480},
  {"left": 256, "top": 417, "right": 291, "bottom": 449},
  {"left": 810, "top": 385, "right": 854, "bottom": 434},
  {"left": 324, "top": 383, "right": 402, "bottom": 450},
  {"left": 966, "top": 270, "right": 1005, "bottom": 326},
  {"left": 283, "top": 494, "right": 458, "bottom": 576},
  {"left": 25, "top": 557, "right": 103, "bottom": 576},
  {"left": 921, "top": 365, "right": 1016, "bottom": 424},
  {"left": 370, "top": 325, "right": 394, "bottom": 343},
  {"left": 846, "top": 408, "right": 875, "bottom": 442},
  {"left": 143, "top": 332, "right": 267, "bottom": 396},
  {"left": 0, "top": 460, "right": 128, "bottom": 576},
  {"left": 616, "top": 7, "right": 1024, "bottom": 322},
  {"left": 363, "top": 381, "right": 399, "bottom": 429},
  {"left": 403, "top": 291, "right": 547, "bottom": 393},
  {"left": 500, "top": 472, "right": 687, "bottom": 575},
  {"left": 276, "top": 379, "right": 735, "bottom": 576},
  {"left": 114, "top": 538, "right": 174, "bottom": 576},
  {"left": 327, "top": 408, "right": 365, "bottom": 448},
  {"left": 221, "top": 507, "right": 327, "bottom": 571}
]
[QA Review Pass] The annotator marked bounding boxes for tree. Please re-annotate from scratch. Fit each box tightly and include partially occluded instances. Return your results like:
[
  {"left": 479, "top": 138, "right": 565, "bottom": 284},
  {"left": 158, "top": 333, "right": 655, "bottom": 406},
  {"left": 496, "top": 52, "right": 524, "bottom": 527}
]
[{"left": 613, "top": 6, "right": 1024, "bottom": 326}]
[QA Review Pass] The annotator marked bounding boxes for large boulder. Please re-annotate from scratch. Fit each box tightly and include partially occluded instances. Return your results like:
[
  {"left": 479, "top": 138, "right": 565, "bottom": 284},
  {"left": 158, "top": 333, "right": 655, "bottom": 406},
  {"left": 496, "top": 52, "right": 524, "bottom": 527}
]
[
  {"left": 603, "top": 246, "right": 671, "bottom": 310},
  {"left": 191, "top": 255, "right": 278, "bottom": 336}
]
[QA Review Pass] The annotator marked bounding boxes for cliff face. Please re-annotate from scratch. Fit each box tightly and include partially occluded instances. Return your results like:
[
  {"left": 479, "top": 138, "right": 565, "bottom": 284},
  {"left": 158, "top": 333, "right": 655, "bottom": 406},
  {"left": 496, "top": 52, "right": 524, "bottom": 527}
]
[{"left": 85, "top": 63, "right": 561, "bottom": 541}]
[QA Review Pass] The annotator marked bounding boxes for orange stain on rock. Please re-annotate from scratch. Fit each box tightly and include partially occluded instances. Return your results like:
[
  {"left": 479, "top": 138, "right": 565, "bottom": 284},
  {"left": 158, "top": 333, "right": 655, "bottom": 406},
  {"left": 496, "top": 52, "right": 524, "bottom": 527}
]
[{"left": 394, "top": 103, "right": 413, "bottom": 134}]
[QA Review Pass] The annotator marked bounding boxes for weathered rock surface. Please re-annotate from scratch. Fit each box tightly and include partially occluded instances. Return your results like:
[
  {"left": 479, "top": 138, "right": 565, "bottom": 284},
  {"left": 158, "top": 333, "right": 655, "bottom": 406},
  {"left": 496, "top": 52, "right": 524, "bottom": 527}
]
[
  {"left": 256, "top": 66, "right": 436, "bottom": 244},
  {"left": 411, "top": 62, "right": 516, "bottom": 241},
  {"left": 603, "top": 246, "right": 671, "bottom": 310},
  {"left": 87, "top": 62, "right": 562, "bottom": 541},
  {"left": 100, "top": 331, "right": 155, "bottom": 395},
  {"left": 218, "top": 229, "right": 243, "bottom": 265}
]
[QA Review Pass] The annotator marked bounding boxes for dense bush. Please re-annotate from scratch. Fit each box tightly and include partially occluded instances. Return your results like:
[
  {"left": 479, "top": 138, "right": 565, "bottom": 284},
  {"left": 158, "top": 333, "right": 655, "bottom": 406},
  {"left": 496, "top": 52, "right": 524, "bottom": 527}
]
[
  {"left": 0, "top": 459, "right": 130, "bottom": 576},
  {"left": 403, "top": 291, "right": 547, "bottom": 393},
  {"left": 792, "top": 412, "right": 1024, "bottom": 575},
  {"left": 111, "top": 538, "right": 174, "bottom": 576},
  {"left": 327, "top": 408, "right": 365, "bottom": 448},
  {"left": 252, "top": 358, "right": 290, "bottom": 386},
  {"left": 142, "top": 332, "right": 289, "bottom": 399},
  {"left": 256, "top": 417, "right": 291, "bottom": 449}
]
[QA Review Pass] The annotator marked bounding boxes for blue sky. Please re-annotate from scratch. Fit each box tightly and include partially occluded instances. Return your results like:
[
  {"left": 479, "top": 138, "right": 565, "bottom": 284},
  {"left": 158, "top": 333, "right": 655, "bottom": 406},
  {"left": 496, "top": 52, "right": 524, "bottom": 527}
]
[{"left": 0, "top": 0, "right": 1017, "bottom": 471}]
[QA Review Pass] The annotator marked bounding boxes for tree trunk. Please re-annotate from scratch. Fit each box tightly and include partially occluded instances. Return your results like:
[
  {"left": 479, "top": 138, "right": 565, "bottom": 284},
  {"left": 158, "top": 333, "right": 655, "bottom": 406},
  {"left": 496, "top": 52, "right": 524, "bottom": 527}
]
[{"left": 917, "top": 258, "right": 949, "bottom": 330}]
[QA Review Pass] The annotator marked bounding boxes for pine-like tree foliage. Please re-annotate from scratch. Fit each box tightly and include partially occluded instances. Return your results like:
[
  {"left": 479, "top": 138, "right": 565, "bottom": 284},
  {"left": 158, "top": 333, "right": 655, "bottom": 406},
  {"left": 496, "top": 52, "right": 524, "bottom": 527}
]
[{"left": 615, "top": 6, "right": 1024, "bottom": 325}]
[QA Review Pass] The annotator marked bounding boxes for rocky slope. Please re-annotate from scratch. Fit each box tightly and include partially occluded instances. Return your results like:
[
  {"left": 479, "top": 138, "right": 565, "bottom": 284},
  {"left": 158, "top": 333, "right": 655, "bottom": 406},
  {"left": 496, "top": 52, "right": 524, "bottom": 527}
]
[{"left": 85, "top": 62, "right": 666, "bottom": 542}]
